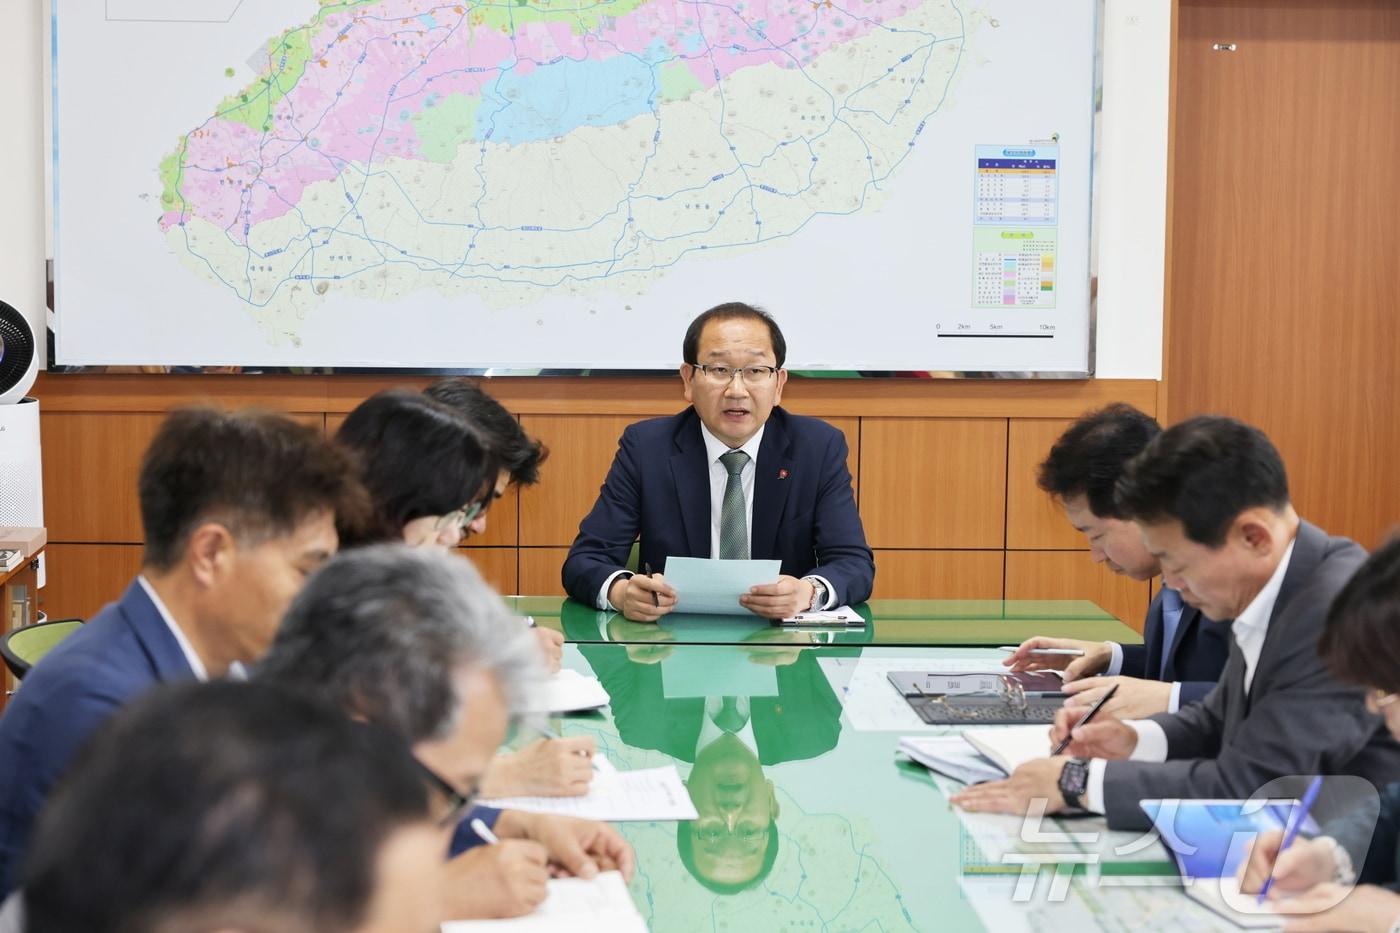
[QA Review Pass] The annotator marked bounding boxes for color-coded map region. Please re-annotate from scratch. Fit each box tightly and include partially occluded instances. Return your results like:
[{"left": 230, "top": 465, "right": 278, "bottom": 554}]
[{"left": 155, "top": 0, "right": 972, "bottom": 341}]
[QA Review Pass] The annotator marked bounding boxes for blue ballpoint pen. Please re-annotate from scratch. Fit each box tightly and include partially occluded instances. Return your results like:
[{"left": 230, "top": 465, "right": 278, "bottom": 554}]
[{"left": 1257, "top": 775, "right": 1325, "bottom": 903}]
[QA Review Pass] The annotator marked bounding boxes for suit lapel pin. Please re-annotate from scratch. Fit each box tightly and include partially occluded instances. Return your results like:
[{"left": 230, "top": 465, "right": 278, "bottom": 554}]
[{"left": 778, "top": 469, "right": 789, "bottom": 480}]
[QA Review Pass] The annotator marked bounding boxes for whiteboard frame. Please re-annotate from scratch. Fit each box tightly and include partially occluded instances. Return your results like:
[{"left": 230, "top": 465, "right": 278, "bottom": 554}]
[{"left": 44, "top": 0, "right": 1103, "bottom": 380}]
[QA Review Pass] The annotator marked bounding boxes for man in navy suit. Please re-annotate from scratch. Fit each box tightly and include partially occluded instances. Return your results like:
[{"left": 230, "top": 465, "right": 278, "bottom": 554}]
[
  {"left": 0, "top": 408, "right": 361, "bottom": 896},
  {"left": 561, "top": 302, "right": 874, "bottom": 621},
  {"left": 1004, "top": 404, "right": 1230, "bottom": 720}
]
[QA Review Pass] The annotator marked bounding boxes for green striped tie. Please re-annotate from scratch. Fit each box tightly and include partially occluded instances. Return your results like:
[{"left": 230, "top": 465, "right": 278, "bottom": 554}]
[{"left": 718, "top": 449, "right": 750, "bottom": 560}]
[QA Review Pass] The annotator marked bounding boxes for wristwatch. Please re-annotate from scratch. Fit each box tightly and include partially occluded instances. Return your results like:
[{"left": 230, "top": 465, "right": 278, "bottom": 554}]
[
  {"left": 805, "top": 577, "right": 828, "bottom": 611},
  {"left": 1058, "top": 758, "right": 1091, "bottom": 809}
]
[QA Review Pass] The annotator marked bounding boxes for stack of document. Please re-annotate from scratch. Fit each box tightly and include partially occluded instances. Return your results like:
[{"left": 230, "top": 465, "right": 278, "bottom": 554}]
[
  {"left": 441, "top": 870, "right": 647, "bottom": 931},
  {"left": 897, "top": 736, "right": 1005, "bottom": 785},
  {"left": 479, "top": 765, "right": 698, "bottom": 821},
  {"left": 898, "top": 725, "right": 1053, "bottom": 784},
  {"left": 524, "top": 669, "right": 610, "bottom": 714}
]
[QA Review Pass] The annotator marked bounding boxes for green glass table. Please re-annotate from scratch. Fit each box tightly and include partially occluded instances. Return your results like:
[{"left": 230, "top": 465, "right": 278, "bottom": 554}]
[
  {"left": 540, "top": 643, "right": 1241, "bottom": 933},
  {"left": 506, "top": 597, "right": 1145, "bottom": 649}
]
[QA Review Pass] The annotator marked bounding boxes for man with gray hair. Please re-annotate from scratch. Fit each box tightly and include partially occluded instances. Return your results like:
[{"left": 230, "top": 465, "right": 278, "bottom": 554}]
[{"left": 257, "top": 545, "right": 635, "bottom": 920}]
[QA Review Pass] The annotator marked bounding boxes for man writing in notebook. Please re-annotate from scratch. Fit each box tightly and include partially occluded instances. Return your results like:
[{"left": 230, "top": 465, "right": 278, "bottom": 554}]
[
  {"left": 1003, "top": 404, "right": 1230, "bottom": 719},
  {"left": 561, "top": 302, "right": 874, "bottom": 621},
  {"left": 953, "top": 416, "right": 1400, "bottom": 830}
]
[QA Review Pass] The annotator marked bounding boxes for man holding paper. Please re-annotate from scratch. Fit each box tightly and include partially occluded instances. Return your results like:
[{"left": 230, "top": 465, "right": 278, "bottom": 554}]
[{"left": 562, "top": 302, "right": 875, "bottom": 621}]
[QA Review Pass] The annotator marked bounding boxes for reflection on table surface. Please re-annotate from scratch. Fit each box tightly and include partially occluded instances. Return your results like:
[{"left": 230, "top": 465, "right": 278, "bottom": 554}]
[
  {"left": 547, "top": 643, "right": 1244, "bottom": 933},
  {"left": 506, "top": 597, "right": 1144, "bottom": 648}
]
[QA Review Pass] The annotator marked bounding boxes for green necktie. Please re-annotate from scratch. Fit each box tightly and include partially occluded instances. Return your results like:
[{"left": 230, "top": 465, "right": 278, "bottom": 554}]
[
  {"left": 718, "top": 449, "right": 750, "bottom": 560},
  {"left": 713, "top": 696, "right": 748, "bottom": 733}
]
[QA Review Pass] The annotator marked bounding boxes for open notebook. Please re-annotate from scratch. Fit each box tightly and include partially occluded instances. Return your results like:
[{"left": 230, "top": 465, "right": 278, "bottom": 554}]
[{"left": 959, "top": 725, "right": 1055, "bottom": 775}]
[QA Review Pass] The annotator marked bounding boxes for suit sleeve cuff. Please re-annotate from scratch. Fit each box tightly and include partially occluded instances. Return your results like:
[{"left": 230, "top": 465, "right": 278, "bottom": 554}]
[
  {"left": 1166, "top": 682, "right": 1183, "bottom": 714},
  {"left": 803, "top": 575, "right": 838, "bottom": 610},
  {"left": 1085, "top": 758, "right": 1110, "bottom": 814},
  {"left": 598, "top": 570, "right": 630, "bottom": 610},
  {"left": 1104, "top": 642, "right": 1124, "bottom": 676},
  {"left": 1128, "top": 719, "right": 1169, "bottom": 762}
]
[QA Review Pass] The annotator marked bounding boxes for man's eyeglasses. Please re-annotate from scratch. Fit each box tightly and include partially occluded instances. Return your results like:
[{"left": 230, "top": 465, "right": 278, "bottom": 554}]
[
  {"left": 691, "top": 364, "right": 780, "bottom": 386},
  {"left": 414, "top": 758, "right": 478, "bottom": 828},
  {"left": 434, "top": 499, "right": 486, "bottom": 536}
]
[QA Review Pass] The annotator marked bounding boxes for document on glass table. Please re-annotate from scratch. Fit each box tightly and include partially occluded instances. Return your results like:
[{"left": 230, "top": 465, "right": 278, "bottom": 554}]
[
  {"left": 441, "top": 871, "right": 647, "bottom": 932},
  {"left": 478, "top": 765, "right": 698, "bottom": 821},
  {"left": 664, "top": 556, "right": 781, "bottom": 615}
]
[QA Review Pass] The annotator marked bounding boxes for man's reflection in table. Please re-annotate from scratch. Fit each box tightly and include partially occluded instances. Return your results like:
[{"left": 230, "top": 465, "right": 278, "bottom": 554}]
[{"left": 579, "top": 618, "right": 847, "bottom": 892}]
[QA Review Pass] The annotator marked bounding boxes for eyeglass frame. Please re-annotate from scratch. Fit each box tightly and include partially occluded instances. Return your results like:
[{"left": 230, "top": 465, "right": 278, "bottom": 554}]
[
  {"left": 689, "top": 363, "right": 782, "bottom": 386},
  {"left": 414, "top": 757, "right": 478, "bottom": 828},
  {"left": 434, "top": 498, "right": 486, "bottom": 536}
]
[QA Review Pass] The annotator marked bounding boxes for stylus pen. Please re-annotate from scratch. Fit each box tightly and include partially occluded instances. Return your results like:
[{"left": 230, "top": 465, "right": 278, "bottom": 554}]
[
  {"left": 1050, "top": 683, "right": 1118, "bottom": 756},
  {"left": 643, "top": 562, "right": 660, "bottom": 607},
  {"left": 534, "top": 723, "right": 613, "bottom": 773},
  {"left": 997, "top": 646, "right": 1086, "bottom": 657},
  {"left": 470, "top": 817, "right": 501, "bottom": 845},
  {"left": 1257, "top": 775, "right": 1325, "bottom": 903}
]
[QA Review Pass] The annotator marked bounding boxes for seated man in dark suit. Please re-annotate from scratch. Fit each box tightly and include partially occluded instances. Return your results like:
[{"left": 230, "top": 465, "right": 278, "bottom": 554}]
[
  {"left": 1238, "top": 534, "right": 1400, "bottom": 928},
  {"left": 1004, "top": 404, "right": 1231, "bottom": 719},
  {"left": 562, "top": 302, "right": 875, "bottom": 621},
  {"left": 0, "top": 408, "right": 362, "bottom": 895},
  {"left": 21, "top": 681, "right": 442, "bottom": 933},
  {"left": 954, "top": 416, "right": 1400, "bottom": 830}
]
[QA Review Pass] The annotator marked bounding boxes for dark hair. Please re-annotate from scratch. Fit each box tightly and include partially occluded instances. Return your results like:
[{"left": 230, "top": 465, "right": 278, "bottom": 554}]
[
  {"left": 258, "top": 544, "right": 541, "bottom": 743},
  {"left": 1037, "top": 404, "right": 1161, "bottom": 519},
  {"left": 139, "top": 407, "right": 364, "bottom": 571},
  {"left": 1114, "top": 415, "right": 1291, "bottom": 547},
  {"left": 424, "top": 378, "right": 548, "bottom": 487},
  {"left": 682, "top": 302, "right": 787, "bottom": 369},
  {"left": 1319, "top": 534, "right": 1400, "bottom": 691},
  {"left": 676, "top": 818, "right": 780, "bottom": 895},
  {"left": 22, "top": 681, "right": 427, "bottom": 933},
  {"left": 335, "top": 390, "right": 497, "bottom": 546}
]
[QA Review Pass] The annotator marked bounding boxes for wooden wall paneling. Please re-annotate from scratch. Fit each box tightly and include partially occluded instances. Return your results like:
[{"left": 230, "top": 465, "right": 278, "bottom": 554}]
[
  {"left": 1006, "top": 419, "right": 1085, "bottom": 550},
  {"left": 457, "top": 547, "right": 519, "bottom": 596},
  {"left": 1004, "top": 551, "right": 1150, "bottom": 630},
  {"left": 519, "top": 548, "right": 571, "bottom": 597},
  {"left": 36, "top": 373, "right": 1160, "bottom": 420},
  {"left": 871, "top": 550, "right": 1004, "bottom": 600},
  {"left": 518, "top": 415, "right": 644, "bottom": 546},
  {"left": 41, "top": 413, "right": 167, "bottom": 543},
  {"left": 860, "top": 418, "right": 1008, "bottom": 549},
  {"left": 1167, "top": 1, "right": 1400, "bottom": 548},
  {"left": 40, "top": 544, "right": 145, "bottom": 621}
]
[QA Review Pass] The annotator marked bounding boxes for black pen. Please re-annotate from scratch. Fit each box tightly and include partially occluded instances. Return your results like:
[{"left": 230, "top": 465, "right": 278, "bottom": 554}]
[
  {"left": 1051, "top": 683, "right": 1118, "bottom": 756},
  {"left": 643, "top": 562, "right": 660, "bottom": 607}
]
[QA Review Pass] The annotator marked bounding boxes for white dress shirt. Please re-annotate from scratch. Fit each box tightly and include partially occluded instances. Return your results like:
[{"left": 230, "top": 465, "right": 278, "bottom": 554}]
[
  {"left": 1083, "top": 539, "right": 1297, "bottom": 813},
  {"left": 137, "top": 575, "right": 209, "bottom": 682},
  {"left": 597, "top": 422, "right": 834, "bottom": 610},
  {"left": 1102, "top": 579, "right": 1185, "bottom": 713}
]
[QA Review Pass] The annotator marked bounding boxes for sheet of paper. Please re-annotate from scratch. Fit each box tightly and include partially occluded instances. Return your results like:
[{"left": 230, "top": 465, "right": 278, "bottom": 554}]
[
  {"left": 898, "top": 735, "right": 1006, "bottom": 785},
  {"left": 817, "top": 655, "right": 1015, "bottom": 731},
  {"left": 660, "top": 645, "right": 779, "bottom": 698},
  {"left": 441, "top": 871, "right": 647, "bottom": 932},
  {"left": 524, "top": 669, "right": 611, "bottom": 714},
  {"left": 479, "top": 765, "right": 698, "bottom": 821},
  {"left": 664, "top": 556, "right": 781, "bottom": 615}
]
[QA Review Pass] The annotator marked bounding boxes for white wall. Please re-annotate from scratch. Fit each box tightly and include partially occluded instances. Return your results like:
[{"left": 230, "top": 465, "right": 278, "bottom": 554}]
[
  {"left": 0, "top": 0, "right": 1171, "bottom": 379},
  {"left": 0, "top": 0, "right": 46, "bottom": 350}
]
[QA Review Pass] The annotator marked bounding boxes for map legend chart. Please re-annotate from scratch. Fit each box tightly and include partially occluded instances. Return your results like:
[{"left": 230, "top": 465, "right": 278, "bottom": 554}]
[{"left": 972, "top": 144, "right": 1059, "bottom": 310}]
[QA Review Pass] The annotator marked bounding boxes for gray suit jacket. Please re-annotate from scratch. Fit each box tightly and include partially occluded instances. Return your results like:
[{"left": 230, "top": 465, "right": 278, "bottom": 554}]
[{"left": 1100, "top": 521, "right": 1400, "bottom": 830}]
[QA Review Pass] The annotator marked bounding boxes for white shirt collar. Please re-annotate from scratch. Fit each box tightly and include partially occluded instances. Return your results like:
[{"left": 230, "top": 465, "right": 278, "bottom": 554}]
[
  {"left": 1232, "top": 539, "right": 1296, "bottom": 638},
  {"left": 698, "top": 421, "right": 765, "bottom": 466},
  {"left": 137, "top": 575, "right": 209, "bottom": 682}
]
